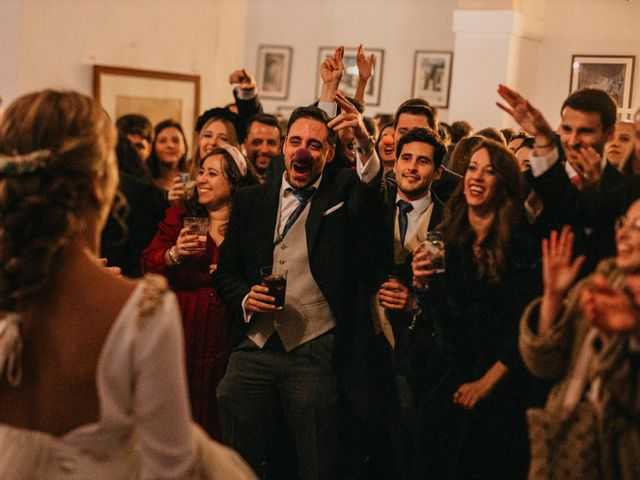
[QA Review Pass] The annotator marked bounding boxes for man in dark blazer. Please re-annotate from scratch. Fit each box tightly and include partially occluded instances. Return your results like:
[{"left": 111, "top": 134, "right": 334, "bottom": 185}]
[
  {"left": 367, "top": 127, "right": 447, "bottom": 479},
  {"left": 498, "top": 85, "right": 640, "bottom": 276},
  {"left": 213, "top": 103, "right": 385, "bottom": 479}
]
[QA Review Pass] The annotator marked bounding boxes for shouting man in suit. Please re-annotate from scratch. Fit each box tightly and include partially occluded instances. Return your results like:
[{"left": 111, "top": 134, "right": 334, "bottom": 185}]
[{"left": 213, "top": 97, "right": 384, "bottom": 479}]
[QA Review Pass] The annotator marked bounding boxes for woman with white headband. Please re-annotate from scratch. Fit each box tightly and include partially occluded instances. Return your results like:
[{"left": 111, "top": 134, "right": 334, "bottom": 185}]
[{"left": 142, "top": 145, "right": 250, "bottom": 440}]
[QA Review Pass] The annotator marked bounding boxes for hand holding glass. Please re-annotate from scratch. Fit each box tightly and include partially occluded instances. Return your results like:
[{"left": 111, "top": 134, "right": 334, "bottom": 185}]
[
  {"left": 260, "top": 266, "right": 287, "bottom": 309},
  {"left": 417, "top": 231, "right": 445, "bottom": 273},
  {"left": 180, "top": 172, "right": 196, "bottom": 200},
  {"left": 183, "top": 217, "right": 208, "bottom": 252}
]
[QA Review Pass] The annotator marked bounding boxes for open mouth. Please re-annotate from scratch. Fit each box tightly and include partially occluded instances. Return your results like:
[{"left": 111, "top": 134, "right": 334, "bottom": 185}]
[
  {"left": 468, "top": 185, "right": 485, "bottom": 195},
  {"left": 292, "top": 161, "right": 310, "bottom": 175}
]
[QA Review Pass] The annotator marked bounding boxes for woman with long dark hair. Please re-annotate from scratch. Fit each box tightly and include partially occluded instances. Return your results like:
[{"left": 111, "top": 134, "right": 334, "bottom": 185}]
[{"left": 411, "top": 138, "right": 545, "bottom": 479}]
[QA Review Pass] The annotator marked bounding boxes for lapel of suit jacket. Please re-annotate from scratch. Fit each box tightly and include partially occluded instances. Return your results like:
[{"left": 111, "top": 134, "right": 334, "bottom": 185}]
[
  {"left": 305, "top": 173, "right": 336, "bottom": 256},
  {"left": 254, "top": 178, "right": 282, "bottom": 262},
  {"left": 428, "top": 193, "right": 445, "bottom": 231}
]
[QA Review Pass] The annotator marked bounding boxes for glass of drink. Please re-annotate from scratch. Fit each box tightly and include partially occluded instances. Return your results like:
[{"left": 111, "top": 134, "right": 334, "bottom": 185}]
[
  {"left": 260, "top": 266, "right": 288, "bottom": 309},
  {"left": 417, "top": 230, "right": 446, "bottom": 273},
  {"left": 183, "top": 216, "right": 209, "bottom": 252},
  {"left": 179, "top": 172, "right": 196, "bottom": 199}
]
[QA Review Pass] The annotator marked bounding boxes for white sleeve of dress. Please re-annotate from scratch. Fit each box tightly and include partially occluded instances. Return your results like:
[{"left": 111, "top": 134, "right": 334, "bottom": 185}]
[{"left": 133, "top": 291, "right": 197, "bottom": 480}]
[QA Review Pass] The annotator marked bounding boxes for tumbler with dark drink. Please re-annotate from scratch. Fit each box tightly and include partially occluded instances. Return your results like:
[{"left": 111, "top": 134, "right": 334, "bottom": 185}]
[{"left": 260, "top": 266, "right": 287, "bottom": 309}]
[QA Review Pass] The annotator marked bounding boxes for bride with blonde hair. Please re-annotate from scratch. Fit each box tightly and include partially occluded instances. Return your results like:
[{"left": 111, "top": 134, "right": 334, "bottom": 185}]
[{"left": 0, "top": 90, "right": 255, "bottom": 479}]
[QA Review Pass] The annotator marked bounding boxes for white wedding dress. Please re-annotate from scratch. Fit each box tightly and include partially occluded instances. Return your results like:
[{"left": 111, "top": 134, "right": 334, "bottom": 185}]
[{"left": 0, "top": 275, "right": 256, "bottom": 479}]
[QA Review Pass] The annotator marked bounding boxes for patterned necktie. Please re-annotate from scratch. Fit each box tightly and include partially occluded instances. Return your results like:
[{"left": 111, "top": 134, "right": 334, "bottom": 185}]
[
  {"left": 281, "top": 187, "right": 316, "bottom": 238},
  {"left": 397, "top": 200, "right": 413, "bottom": 246}
]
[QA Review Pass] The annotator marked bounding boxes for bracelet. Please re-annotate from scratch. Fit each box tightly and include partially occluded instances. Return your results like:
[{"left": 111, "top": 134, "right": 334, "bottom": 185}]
[{"left": 168, "top": 245, "right": 182, "bottom": 265}]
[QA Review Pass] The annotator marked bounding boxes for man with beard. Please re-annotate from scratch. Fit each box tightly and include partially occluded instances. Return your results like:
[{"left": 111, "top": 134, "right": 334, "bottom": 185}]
[
  {"left": 213, "top": 97, "right": 386, "bottom": 479},
  {"left": 244, "top": 114, "right": 282, "bottom": 183}
]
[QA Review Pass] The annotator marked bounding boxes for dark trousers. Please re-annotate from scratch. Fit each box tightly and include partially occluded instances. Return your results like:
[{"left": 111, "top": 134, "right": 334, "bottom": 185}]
[{"left": 217, "top": 331, "right": 339, "bottom": 480}]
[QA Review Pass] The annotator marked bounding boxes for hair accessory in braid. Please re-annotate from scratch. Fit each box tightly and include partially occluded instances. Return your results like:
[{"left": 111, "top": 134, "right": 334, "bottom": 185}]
[{"left": 0, "top": 150, "right": 50, "bottom": 177}]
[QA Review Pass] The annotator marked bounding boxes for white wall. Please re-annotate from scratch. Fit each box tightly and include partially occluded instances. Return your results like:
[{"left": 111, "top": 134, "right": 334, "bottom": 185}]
[
  {"left": 244, "top": 0, "right": 456, "bottom": 120},
  {"left": 1, "top": 0, "right": 247, "bottom": 118},
  {"left": 0, "top": 0, "right": 23, "bottom": 109},
  {"left": 529, "top": 0, "right": 640, "bottom": 128},
  {"left": 245, "top": 0, "right": 640, "bottom": 130}
]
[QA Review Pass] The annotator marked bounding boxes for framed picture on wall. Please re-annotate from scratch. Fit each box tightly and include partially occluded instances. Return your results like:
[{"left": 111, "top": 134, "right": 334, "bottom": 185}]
[
  {"left": 315, "top": 47, "right": 384, "bottom": 106},
  {"left": 569, "top": 55, "right": 635, "bottom": 109},
  {"left": 256, "top": 45, "right": 292, "bottom": 100},
  {"left": 412, "top": 51, "right": 453, "bottom": 108},
  {"left": 93, "top": 65, "right": 200, "bottom": 147}
]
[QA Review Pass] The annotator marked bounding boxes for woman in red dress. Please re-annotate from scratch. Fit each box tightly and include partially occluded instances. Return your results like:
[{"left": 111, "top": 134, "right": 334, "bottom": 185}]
[{"left": 142, "top": 146, "right": 248, "bottom": 439}]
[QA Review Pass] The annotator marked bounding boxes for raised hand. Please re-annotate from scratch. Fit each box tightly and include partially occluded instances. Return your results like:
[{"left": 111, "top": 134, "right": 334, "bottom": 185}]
[
  {"left": 229, "top": 69, "right": 256, "bottom": 91},
  {"left": 319, "top": 46, "right": 344, "bottom": 102},
  {"left": 566, "top": 144, "right": 603, "bottom": 189},
  {"left": 542, "top": 225, "right": 585, "bottom": 299},
  {"left": 538, "top": 225, "right": 585, "bottom": 333},
  {"left": 167, "top": 175, "right": 187, "bottom": 203},
  {"left": 356, "top": 44, "right": 375, "bottom": 82},
  {"left": 496, "top": 84, "right": 555, "bottom": 149},
  {"left": 327, "top": 91, "right": 369, "bottom": 141},
  {"left": 580, "top": 275, "right": 640, "bottom": 338}
]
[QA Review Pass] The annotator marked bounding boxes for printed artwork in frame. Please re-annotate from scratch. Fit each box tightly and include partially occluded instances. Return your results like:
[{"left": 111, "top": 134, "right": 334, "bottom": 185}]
[
  {"left": 412, "top": 51, "right": 453, "bottom": 108},
  {"left": 256, "top": 45, "right": 292, "bottom": 100},
  {"left": 316, "top": 47, "right": 384, "bottom": 106},
  {"left": 93, "top": 65, "right": 200, "bottom": 149},
  {"left": 569, "top": 55, "right": 635, "bottom": 109}
]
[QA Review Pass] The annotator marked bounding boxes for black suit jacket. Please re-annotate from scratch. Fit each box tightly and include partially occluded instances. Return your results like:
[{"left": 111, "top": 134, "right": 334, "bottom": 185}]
[
  {"left": 101, "top": 171, "right": 168, "bottom": 278},
  {"left": 430, "top": 166, "right": 461, "bottom": 204},
  {"left": 213, "top": 166, "right": 386, "bottom": 417},
  {"left": 529, "top": 158, "right": 640, "bottom": 274}
]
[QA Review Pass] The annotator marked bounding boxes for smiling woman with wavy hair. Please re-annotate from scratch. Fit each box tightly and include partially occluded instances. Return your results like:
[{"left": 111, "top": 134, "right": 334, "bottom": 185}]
[{"left": 410, "top": 138, "right": 546, "bottom": 480}]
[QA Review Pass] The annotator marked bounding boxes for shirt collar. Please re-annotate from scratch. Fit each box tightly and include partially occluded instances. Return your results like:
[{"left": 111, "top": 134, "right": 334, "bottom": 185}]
[
  {"left": 280, "top": 172, "right": 323, "bottom": 198},
  {"left": 395, "top": 191, "right": 432, "bottom": 215}
]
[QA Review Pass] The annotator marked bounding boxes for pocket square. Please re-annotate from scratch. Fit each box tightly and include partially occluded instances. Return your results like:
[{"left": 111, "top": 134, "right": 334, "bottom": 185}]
[{"left": 322, "top": 202, "right": 344, "bottom": 216}]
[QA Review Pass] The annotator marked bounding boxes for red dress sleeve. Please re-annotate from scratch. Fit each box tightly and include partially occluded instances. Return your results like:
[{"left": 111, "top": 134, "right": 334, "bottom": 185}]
[{"left": 141, "top": 203, "right": 183, "bottom": 276}]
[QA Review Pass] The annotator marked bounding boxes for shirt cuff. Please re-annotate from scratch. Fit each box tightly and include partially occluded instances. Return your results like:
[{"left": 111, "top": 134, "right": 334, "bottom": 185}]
[
  {"left": 357, "top": 149, "right": 381, "bottom": 183},
  {"left": 234, "top": 86, "right": 257, "bottom": 100},
  {"left": 241, "top": 293, "right": 253, "bottom": 323},
  {"left": 318, "top": 101, "right": 337, "bottom": 119},
  {"left": 529, "top": 146, "right": 560, "bottom": 177}
]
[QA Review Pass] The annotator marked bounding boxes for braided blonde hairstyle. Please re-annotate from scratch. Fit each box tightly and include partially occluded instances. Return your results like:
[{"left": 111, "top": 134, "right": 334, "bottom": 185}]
[{"left": 0, "top": 90, "right": 117, "bottom": 311}]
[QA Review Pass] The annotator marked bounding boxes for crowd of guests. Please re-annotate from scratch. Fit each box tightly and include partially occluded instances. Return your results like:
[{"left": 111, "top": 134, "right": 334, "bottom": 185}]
[{"left": 0, "top": 44, "right": 639, "bottom": 479}]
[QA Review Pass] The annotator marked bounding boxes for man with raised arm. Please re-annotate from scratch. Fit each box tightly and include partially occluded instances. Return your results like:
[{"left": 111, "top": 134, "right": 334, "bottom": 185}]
[
  {"left": 213, "top": 84, "right": 386, "bottom": 478},
  {"left": 497, "top": 85, "right": 640, "bottom": 270}
]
